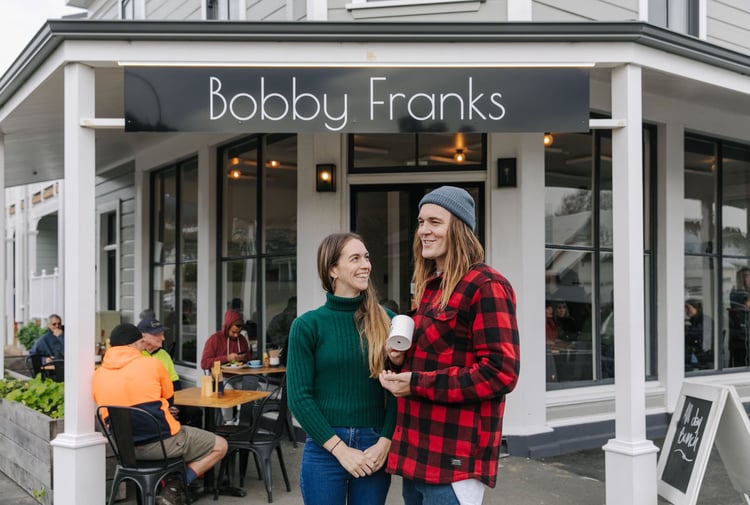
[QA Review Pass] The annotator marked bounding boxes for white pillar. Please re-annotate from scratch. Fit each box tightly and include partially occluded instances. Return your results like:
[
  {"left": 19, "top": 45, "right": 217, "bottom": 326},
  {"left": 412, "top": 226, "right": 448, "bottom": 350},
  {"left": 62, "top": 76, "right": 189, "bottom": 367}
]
[
  {"left": 196, "top": 143, "right": 217, "bottom": 374},
  {"left": 51, "top": 62, "right": 106, "bottom": 505},
  {"left": 657, "top": 122, "right": 686, "bottom": 411},
  {"left": 603, "top": 64, "right": 659, "bottom": 505},
  {"left": 490, "top": 132, "right": 551, "bottom": 442}
]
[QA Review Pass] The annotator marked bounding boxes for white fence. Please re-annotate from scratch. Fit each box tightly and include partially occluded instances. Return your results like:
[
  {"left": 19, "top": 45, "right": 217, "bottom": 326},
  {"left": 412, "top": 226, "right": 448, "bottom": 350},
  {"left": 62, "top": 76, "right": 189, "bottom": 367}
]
[{"left": 29, "top": 268, "right": 63, "bottom": 322}]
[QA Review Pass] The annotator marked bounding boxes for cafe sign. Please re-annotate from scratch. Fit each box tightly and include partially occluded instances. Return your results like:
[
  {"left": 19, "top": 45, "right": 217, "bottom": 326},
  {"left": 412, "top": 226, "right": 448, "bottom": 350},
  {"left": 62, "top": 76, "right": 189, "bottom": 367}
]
[{"left": 124, "top": 67, "right": 589, "bottom": 133}]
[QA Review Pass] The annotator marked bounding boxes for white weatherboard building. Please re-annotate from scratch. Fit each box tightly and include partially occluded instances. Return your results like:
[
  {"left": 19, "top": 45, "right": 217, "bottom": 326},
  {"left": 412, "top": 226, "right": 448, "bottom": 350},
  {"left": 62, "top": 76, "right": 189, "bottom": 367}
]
[{"left": 1, "top": 1, "right": 749, "bottom": 504}]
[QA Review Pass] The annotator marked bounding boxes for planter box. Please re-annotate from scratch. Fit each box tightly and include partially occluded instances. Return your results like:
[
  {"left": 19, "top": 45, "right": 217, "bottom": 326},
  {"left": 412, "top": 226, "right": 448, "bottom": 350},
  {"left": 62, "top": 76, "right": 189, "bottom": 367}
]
[{"left": 0, "top": 399, "right": 63, "bottom": 505}]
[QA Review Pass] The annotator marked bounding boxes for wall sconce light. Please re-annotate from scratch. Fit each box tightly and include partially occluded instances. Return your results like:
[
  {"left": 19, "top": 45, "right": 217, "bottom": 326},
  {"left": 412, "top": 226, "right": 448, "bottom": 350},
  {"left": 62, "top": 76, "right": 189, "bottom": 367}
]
[
  {"left": 497, "top": 158, "right": 517, "bottom": 188},
  {"left": 316, "top": 164, "right": 336, "bottom": 192},
  {"left": 228, "top": 167, "right": 242, "bottom": 179},
  {"left": 454, "top": 149, "right": 465, "bottom": 163},
  {"left": 543, "top": 133, "right": 554, "bottom": 147}
]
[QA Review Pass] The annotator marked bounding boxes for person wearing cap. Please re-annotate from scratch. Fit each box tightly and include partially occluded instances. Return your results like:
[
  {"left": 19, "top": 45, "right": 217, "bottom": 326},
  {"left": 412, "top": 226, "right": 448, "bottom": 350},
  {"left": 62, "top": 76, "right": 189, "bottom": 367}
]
[
  {"left": 379, "top": 186, "right": 520, "bottom": 505},
  {"left": 92, "top": 323, "right": 228, "bottom": 505},
  {"left": 138, "top": 317, "right": 202, "bottom": 427}
]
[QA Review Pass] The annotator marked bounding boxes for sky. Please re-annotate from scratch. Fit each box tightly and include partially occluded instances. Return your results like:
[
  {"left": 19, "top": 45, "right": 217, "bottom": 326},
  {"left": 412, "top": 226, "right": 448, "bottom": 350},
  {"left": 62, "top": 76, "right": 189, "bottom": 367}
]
[{"left": 0, "top": 0, "right": 85, "bottom": 76}]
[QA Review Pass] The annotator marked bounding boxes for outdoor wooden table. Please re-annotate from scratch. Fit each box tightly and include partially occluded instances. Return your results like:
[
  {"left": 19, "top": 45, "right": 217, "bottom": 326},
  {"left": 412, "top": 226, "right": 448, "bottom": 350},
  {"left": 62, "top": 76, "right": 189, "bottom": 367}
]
[
  {"left": 174, "top": 387, "right": 271, "bottom": 498},
  {"left": 221, "top": 365, "right": 286, "bottom": 376}
]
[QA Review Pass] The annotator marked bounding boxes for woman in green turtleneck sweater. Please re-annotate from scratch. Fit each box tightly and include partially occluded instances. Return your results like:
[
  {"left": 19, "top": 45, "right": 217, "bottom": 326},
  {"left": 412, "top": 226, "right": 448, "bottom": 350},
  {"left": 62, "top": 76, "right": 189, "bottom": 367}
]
[{"left": 287, "top": 232, "right": 396, "bottom": 505}]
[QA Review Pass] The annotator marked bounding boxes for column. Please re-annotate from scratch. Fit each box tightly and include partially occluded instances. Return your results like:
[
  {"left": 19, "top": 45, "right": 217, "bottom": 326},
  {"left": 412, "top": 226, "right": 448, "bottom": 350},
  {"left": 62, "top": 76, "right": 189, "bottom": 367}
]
[
  {"left": 490, "top": 132, "right": 551, "bottom": 445},
  {"left": 0, "top": 134, "right": 5, "bottom": 368},
  {"left": 51, "top": 62, "right": 107, "bottom": 505},
  {"left": 603, "top": 63, "right": 659, "bottom": 505}
]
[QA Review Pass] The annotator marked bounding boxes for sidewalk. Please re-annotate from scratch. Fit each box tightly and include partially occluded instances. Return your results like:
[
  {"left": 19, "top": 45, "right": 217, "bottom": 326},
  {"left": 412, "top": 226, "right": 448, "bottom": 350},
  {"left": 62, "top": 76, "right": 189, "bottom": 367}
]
[{"left": 0, "top": 437, "right": 746, "bottom": 505}]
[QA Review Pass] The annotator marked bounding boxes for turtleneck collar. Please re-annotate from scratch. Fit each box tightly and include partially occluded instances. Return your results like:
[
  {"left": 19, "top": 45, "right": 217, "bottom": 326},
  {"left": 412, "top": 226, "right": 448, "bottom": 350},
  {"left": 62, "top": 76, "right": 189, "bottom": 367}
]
[{"left": 325, "top": 291, "right": 364, "bottom": 312}]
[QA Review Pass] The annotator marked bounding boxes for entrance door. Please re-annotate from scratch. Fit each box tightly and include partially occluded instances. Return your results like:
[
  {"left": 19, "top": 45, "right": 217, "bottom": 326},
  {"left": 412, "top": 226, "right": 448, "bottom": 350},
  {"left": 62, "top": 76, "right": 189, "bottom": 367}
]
[{"left": 351, "top": 183, "right": 484, "bottom": 314}]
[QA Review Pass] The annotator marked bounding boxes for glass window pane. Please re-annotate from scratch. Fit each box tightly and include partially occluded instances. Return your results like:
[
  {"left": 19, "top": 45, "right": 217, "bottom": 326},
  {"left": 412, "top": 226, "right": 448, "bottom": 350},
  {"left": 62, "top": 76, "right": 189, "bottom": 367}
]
[
  {"left": 721, "top": 144, "right": 750, "bottom": 256},
  {"left": 223, "top": 258, "right": 258, "bottom": 342},
  {"left": 263, "top": 256, "right": 297, "bottom": 353},
  {"left": 546, "top": 250, "right": 594, "bottom": 383},
  {"left": 643, "top": 127, "right": 653, "bottom": 251},
  {"left": 726, "top": 261, "right": 750, "bottom": 368},
  {"left": 177, "top": 266, "right": 198, "bottom": 363},
  {"left": 223, "top": 139, "right": 258, "bottom": 257},
  {"left": 684, "top": 256, "right": 717, "bottom": 372},
  {"left": 155, "top": 170, "right": 177, "bottom": 263},
  {"left": 600, "top": 134, "right": 613, "bottom": 249},
  {"left": 417, "top": 133, "right": 483, "bottom": 168},
  {"left": 263, "top": 134, "right": 297, "bottom": 255},
  {"left": 180, "top": 160, "right": 198, "bottom": 262},
  {"left": 599, "top": 252, "right": 614, "bottom": 379},
  {"left": 351, "top": 134, "right": 416, "bottom": 170},
  {"left": 684, "top": 137, "right": 717, "bottom": 254},
  {"left": 545, "top": 132, "right": 594, "bottom": 247}
]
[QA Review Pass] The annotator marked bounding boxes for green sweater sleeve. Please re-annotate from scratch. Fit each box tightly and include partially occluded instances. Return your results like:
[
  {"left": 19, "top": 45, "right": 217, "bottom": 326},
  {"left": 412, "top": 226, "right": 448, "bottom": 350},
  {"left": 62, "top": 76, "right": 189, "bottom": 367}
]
[{"left": 287, "top": 316, "right": 337, "bottom": 445}]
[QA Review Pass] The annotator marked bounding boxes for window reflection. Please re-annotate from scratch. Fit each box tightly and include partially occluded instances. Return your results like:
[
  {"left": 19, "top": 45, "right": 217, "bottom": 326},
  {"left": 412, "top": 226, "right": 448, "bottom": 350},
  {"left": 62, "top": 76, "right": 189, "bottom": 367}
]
[
  {"left": 351, "top": 133, "right": 484, "bottom": 171},
  {"left": 544, "top": 126, "right": 655, "bottom": 386}
]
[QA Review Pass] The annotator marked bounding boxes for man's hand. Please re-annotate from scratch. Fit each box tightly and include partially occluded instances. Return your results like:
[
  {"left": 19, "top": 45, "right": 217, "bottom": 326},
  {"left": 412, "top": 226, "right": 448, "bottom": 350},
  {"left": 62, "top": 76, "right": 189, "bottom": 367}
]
[{"left": 379, "top": 370, "right": 412, "bottom": 397}]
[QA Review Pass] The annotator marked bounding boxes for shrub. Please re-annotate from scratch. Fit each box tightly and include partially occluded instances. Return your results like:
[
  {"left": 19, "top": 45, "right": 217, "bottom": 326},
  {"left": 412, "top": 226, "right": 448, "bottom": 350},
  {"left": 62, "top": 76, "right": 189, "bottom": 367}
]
[
  {"left": 0, "top": 375, "right": 64, "bottom": 419},
  {"left": 17, "top": 322, "right": 46, "bottom": 351}
]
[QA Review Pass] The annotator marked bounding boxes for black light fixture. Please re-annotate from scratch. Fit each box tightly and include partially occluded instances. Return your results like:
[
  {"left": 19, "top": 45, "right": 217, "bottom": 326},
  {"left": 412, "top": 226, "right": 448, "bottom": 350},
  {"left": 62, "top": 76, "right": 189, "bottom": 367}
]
[
  {"left": 497, "top": 158, "right": 517, "bottom": 188},
  {"left": 316, "top": 164, "right": 336, "bottom": 192}
]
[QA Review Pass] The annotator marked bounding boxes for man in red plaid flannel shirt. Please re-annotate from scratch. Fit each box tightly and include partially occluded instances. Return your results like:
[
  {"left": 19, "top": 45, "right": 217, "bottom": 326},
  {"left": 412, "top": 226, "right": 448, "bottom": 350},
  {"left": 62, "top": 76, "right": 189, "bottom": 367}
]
[{"left": 380, "top": 186, "right": 520, "bottom": 505}]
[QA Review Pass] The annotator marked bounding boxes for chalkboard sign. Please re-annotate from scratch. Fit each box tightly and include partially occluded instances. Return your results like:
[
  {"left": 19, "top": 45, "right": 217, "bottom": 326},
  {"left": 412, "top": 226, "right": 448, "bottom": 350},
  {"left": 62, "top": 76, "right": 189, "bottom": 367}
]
[
  {"left": 658, "top": 382, "right": 750, "bottom": 505},
  {"left": 660, "top": 395, "right": 712, "bottom": 493}
]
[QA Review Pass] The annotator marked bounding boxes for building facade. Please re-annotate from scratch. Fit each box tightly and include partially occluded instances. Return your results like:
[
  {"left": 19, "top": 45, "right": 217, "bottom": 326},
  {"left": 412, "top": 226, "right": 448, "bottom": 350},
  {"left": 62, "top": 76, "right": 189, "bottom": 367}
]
[{"left": 1, "top": 1, "right": 749, "bottom": 504}]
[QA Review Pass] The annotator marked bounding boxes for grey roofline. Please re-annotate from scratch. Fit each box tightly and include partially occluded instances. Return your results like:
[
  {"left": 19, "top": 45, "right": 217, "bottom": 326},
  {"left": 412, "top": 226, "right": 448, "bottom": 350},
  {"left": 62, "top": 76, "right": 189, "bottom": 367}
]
[{"left": 2, "top": 20, "right": 749, "bottom": 109}]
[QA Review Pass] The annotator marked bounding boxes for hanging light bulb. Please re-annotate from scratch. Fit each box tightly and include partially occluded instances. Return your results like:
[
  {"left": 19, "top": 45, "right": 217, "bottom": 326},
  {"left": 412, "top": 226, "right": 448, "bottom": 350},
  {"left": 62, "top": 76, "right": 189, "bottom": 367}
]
[
  {"left": 268, "top": 159, "right": 280, "bottom": 168},
  {"left": 543, "top": 133, "right": 554, "bottom": 147},
  {"left": 228, "top": 168, "right": 242, "bottom": 179},
  {"left": 454, "top": 149, "right": 465, "bottom": 163}
]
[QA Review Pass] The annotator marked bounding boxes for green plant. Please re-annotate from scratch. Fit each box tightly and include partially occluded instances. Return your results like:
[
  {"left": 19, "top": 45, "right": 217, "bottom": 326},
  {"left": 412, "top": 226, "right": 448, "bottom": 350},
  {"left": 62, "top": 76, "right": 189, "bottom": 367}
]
[
  {"left": 0, "top": 375, "right": 64, "bottom": 419},
  {"left": 16, "top": 322, "right": 47, "bottom": 351}
]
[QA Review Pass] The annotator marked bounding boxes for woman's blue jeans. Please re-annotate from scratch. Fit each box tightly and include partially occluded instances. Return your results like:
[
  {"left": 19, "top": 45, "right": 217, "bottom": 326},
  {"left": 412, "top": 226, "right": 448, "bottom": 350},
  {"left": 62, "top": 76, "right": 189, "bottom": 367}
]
[
  {"left": 402, "top": 479, "right": 460, "bottom": 505},
  {"left": 300, "top": 427, "right": 391, "bottom": 505}
]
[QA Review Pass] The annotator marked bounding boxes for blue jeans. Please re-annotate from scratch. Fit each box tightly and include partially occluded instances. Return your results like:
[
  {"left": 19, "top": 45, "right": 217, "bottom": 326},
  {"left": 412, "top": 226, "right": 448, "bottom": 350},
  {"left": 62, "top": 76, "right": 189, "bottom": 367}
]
[
  {"left": 300, "top": 427, "right": 391, "bottom": 505},
  {"left": 402, "top": 479, "right": 460, "bottom": 505}
]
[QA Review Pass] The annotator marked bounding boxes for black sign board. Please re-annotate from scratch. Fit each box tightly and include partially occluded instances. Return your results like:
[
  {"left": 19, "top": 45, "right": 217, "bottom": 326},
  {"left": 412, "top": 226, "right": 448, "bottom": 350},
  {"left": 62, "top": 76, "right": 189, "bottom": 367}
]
[
  {"left": 124, "top": 67, "right": 589, "bottom": 134},
  {"left": 658, "top": 382, "right": 750, "bottom": 505},
  {"left": 660, "top": 395, "right": 712, "bottom": 493}
]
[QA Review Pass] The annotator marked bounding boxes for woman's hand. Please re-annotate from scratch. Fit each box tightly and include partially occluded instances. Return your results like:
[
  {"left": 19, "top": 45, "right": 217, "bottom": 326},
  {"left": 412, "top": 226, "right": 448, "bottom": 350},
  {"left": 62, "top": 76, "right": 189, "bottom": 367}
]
[
  {"left": 332, "top": 444, "right": 376, "bottom": 478},
  {"left": 363, "top": 437, "right": 391, "bottom": 472},
  {"left": 379, "top": 370, "right": 412, "bottom": 397}
]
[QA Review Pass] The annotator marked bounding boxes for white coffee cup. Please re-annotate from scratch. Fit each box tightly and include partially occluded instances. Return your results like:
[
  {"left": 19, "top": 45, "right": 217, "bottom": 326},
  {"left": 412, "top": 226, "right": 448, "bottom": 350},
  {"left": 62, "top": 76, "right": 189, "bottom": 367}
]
[
  {"left": 387, "top": 315, "right": 415, "bottom": 351},
  {"left": 269, "top": 356, "right": 280, "bottom": 366}
]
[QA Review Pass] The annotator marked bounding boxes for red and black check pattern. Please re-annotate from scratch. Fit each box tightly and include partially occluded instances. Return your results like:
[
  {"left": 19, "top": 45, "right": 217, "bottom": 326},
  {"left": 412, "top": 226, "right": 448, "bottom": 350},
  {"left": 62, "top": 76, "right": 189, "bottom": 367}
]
[{"left": 387, "top": 263, "right": 520, "bottom": 487}]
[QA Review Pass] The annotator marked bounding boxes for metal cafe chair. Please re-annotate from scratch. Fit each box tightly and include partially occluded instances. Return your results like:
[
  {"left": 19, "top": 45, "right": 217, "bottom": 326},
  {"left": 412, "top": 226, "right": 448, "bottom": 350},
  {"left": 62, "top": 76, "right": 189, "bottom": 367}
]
[
  {"left": 95, "top": 405, "right": 190, "bottom": 505},
  {"left": 217, "top": 377, "right": 291, "bottom": 503}
]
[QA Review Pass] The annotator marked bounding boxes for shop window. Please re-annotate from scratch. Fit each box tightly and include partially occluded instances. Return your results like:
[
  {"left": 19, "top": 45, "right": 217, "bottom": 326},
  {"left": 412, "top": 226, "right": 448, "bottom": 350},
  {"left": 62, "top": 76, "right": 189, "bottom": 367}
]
[
  {"left": 219, "top": 134, "right": 297, "bottom": 360},
  {"left": 685, "top": 136, "right": 750, "bottom": 373},
  {"left": 150, "top": 159, "right": 199, "bottom": 364},
  {"left": 544, "top": 125, "right": 656, "bottom": 387},
  {"left": 349, "top": 133, "right": 485, "bottom": 173},
  {"left": 98, "top": 205, "right": 119, "bottom": 311}
]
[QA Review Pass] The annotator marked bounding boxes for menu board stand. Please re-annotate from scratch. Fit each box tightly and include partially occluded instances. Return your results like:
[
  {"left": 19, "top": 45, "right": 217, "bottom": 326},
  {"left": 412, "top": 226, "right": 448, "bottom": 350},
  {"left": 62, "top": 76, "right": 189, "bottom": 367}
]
[{"left": 658, "top": 382, "right": 750, "bottom": 505}]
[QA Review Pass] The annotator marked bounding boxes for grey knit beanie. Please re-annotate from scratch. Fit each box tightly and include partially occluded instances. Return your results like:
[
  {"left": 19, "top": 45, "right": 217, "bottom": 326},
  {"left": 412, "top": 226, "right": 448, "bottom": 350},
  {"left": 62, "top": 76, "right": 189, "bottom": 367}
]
[{"left": 419, "top": 186, "right": 476, "bottom": 231}]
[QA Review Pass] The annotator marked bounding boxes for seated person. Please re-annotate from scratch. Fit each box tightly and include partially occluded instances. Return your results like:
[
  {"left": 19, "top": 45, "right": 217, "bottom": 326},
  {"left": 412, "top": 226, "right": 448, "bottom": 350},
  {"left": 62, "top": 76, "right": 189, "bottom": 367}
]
[
  {"left": 29, "top": 314, "right": 65, "bottom": 363},
  {"left": 266, "top": 296, "right": 297, "bottom": 365},
  {"left": 93, "top": 323, "right": 227, "bottom": 504},
  {"left": 200, "top": 309, "right": 250, "bottom": 370},
  {"left": 138, "top": 317, "right": 202, "bottom": 426}
]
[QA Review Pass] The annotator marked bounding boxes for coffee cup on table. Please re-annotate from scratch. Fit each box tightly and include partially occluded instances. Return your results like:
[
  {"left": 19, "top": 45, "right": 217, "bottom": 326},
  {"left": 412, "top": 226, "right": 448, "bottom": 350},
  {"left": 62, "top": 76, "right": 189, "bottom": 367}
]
[{"left": 387, "top": 315, "right": 415, "bottom": 351}]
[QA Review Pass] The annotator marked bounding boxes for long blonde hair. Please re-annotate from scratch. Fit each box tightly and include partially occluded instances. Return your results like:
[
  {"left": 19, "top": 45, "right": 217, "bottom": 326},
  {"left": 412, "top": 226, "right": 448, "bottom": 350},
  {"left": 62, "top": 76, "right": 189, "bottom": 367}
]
[
  {"left": 412, "top": 216, "right": 484, "bottom": 310},
  {"left": 317, "top": 232, "right": 390, "bottom": 377}
]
